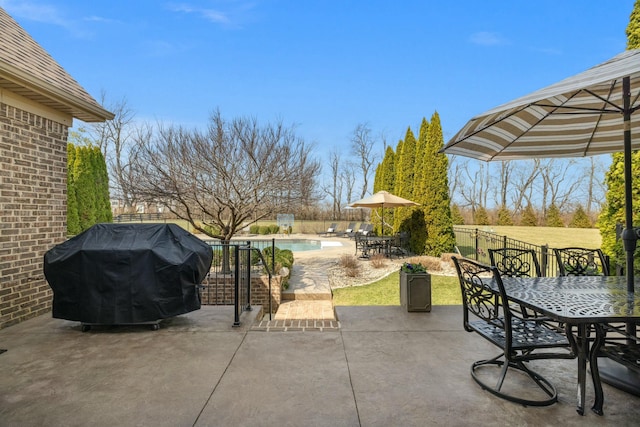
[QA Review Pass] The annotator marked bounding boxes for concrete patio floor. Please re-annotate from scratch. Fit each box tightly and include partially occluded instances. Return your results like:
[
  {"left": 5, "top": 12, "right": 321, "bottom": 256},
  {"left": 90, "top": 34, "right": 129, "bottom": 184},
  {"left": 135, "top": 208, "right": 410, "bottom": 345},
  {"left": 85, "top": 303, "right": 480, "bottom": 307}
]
[{"left": 1, "top": 305, "right": 639, "bottom": 426}]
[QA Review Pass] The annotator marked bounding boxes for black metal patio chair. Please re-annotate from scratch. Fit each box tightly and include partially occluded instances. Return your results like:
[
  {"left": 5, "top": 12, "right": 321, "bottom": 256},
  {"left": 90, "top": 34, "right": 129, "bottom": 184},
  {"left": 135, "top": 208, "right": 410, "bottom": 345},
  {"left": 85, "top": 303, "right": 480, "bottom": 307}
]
[
  {"left": 553, "top": 247, "right": 609, "bottom": 276},
  {"left": 389, "top": 231, "right": 410, "bottom": 258},
  {"left": 488, "top": 247, "right": 545, "bottom": 320},
  {"left": 452, "top": 256, "right": 575, "bottom": 407},
  {"left": 488, "top": 247, "right": 541, "bottom": 278}
]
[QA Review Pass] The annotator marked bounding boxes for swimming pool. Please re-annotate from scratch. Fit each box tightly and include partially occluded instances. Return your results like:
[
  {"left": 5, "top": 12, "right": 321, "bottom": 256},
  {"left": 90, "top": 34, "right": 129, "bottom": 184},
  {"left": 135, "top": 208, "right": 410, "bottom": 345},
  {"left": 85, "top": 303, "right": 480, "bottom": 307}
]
[
  {"left": 254, "top": 239, "right": 342, "bottom": 252},
  {"left": 206, "top": 238, "right": 343, "bottom": 252}
]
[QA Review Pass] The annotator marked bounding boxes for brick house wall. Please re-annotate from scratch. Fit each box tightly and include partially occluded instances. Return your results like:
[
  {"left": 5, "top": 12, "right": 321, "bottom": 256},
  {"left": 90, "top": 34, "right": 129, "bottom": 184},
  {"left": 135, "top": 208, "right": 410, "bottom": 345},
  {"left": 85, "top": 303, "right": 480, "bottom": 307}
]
[
  {"left": 199, "top": 274, "right": 283, "bottom": 315},
  {"left": 0, "top": 100, "right": 69, "bottom": 329},
  {"left": 0, "top": 7, "right": 112, "bottom": 330}
]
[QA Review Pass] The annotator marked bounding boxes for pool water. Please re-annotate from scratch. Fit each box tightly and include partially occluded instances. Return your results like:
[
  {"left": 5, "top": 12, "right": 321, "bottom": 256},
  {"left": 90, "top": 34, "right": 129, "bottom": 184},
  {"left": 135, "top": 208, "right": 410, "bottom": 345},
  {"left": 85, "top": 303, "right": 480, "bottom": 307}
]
[
  {"left": 208, "top": 239, "right": 343, "bottom": 252},
  {"left": 267, "top": 239, "right": 342, "bottom": 252}
]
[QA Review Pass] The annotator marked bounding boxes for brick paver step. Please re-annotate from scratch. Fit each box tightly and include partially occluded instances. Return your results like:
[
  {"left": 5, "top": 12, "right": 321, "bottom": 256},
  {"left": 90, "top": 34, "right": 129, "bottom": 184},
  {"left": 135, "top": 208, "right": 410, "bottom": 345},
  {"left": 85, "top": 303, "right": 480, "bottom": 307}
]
[
  {"left": 252, "top": 319, "right": 341, "bottom": 332},
  {"left": 273, "top": 300, "right": 336, "bottom": 321}
]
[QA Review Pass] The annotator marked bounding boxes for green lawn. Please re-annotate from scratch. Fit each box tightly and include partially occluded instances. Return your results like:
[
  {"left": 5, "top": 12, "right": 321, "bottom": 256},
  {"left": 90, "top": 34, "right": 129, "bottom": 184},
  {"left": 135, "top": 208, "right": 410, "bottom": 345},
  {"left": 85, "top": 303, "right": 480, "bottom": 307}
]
[
  {"left": 455, "top": 225, "right": 601, "bottom": 248},
  {"left": 332, "top": 271, "right": 460, "bottom": 306}
]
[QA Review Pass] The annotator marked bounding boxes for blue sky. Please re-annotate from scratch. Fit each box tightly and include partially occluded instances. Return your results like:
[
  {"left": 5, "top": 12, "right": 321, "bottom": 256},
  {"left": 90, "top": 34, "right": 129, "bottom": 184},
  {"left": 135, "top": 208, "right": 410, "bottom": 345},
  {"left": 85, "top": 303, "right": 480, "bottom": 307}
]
[{"left": 0, "top": 0, "right": 635, "bottom": 170}]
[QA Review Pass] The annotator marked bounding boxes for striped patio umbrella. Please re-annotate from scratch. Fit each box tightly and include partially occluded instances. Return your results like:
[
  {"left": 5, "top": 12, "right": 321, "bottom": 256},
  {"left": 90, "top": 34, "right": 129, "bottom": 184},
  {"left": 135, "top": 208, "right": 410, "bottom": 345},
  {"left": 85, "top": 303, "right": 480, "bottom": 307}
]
[{"left": 442, "top": 49, "right": 640, "bottom": 293}]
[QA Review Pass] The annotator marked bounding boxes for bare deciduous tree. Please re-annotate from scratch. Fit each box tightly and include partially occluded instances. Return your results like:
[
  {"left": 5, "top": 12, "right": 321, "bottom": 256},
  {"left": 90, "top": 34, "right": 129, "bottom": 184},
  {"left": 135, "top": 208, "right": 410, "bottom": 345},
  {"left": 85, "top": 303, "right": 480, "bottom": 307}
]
[
  {"left": 510, "top": 159, "right": 541, "bottom": 215},
  {"left": 496, "top": 161, "right": 513, "bottom": 208},
  {"left": 447, "top": 155, "right": 465, "bottom": 200},
  {"left": 456, "top": 161, "right": 489, "bottom": 217},
  {"left": 323, "top": 149, "right": 344, "bottom": 219},
  {"left": 131, "top": 110, "right": 320, "bottom": 241},
  {"left": 341, "top": 160, "right": 357, "bottom": 205},
  {"left": 351, "top": 123, "right": 378, "bottom": 199},
  {"left": 89, "top": 93, "right": 139, "bottom": 212},
  {"left": 583, "top": 156, "right": 607, "bottom": 216},
  {"left": 538, "top": 158, "right": 580, "bottom": 215}
]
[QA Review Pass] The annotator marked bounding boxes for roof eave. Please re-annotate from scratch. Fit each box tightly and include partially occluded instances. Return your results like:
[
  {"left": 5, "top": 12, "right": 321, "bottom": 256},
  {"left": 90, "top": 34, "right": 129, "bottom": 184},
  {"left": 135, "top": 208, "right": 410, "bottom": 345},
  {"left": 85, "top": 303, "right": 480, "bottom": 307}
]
[{"left": 0, "top": 62, "right": 114, "bottom": 122}]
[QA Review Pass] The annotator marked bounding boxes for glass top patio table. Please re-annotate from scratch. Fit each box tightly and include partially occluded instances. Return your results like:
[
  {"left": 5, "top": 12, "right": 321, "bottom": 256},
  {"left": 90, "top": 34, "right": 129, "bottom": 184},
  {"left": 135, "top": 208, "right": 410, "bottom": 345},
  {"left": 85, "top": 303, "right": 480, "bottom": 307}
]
[{"left": 483, "top": 275, "right": 640, "bottom": 416}]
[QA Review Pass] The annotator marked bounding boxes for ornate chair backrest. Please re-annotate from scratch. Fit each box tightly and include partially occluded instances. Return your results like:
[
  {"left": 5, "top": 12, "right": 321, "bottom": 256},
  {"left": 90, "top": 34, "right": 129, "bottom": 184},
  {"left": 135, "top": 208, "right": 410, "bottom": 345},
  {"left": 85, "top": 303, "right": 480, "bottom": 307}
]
[
  {"left": 452, "top": 257, "right": 511, "bottom": 339},
  {"left": 553, "top": 247, "right": 609, "bottom": 276},
  {"left": 489, "top": 247, "right": 541, "bottom": 278}
]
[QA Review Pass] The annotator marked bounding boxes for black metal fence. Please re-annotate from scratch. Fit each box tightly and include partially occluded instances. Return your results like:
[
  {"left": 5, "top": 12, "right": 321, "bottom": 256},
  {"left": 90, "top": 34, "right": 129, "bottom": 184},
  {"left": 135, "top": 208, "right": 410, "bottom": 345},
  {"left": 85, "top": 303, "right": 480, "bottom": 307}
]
[
  {"left": 113, "top": 213, "right": 166, "bottom": 222},
  {"left": 202, "top": 240, "right": 274, "bottom": 326},
  {"left": 453, "top": 227, "right": 558, "bottom": 276}
]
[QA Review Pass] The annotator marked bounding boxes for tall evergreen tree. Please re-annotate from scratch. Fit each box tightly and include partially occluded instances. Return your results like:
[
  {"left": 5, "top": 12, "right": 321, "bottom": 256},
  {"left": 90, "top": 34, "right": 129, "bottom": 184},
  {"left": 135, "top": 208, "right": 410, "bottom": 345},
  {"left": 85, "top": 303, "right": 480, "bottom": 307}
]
[
  {"left": 392, "top": 140, "right": 403, "bottom": 191},
  {"left": 628, "top": 0, "right": 640, "bottom": 49},
  {"left": 73, "top": 145, "right": 97, "bottom": 231},
  {"left": 371, "top": 162, "right": 383, "bottom": 233},
  {"left": 421, "top": 112, "right": 455, "bottom": 255},
  {"left": 68, "top": 144, "right": 112, "bottom": 233},
  {"left": 374, "top": 146, "right": 397, "bottom": 234},
  {"left": 395, "top": 128, "right": 417, "bottom": 198},
  {"left": 394, "top": 132, "right": 417, "bottom": 232},
  {"left": 91, "top": 146, "right": 113, "bottom": 223},
  {"left": 413, "top": 118, "right": 430, "bottom": 198},
  {"left": 381, "top": 145, "right": 396, "bottom": 191},
  {"left": 66, "top": 144, "right": 80, "bottom": 235},
  {"left": 373, "top": 162, "right": 382, "bottom": 192}
]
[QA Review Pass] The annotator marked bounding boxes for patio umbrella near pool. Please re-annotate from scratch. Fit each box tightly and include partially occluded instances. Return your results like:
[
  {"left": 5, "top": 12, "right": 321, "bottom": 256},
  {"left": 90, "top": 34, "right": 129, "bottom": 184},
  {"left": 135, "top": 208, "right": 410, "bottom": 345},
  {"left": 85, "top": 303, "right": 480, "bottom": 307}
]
[
  {"left": 442, "top": 49, "right": 640, "bottom": 293},
  {"left": 349, "top": 190, "right": 419, "bottom": 235}
]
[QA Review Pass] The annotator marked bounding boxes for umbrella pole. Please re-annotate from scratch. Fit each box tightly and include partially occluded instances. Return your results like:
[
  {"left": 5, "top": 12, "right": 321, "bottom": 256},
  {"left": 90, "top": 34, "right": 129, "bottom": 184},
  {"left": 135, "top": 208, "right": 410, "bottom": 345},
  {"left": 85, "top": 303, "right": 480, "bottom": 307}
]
[
  {"left": 592, "top": 76, "right": 640, "bottom": 399},
  {"left": 622, "top": 76, "right": 636, "bottom": 295},
  {"left": 621, "top": 77, "right": 637, "bottom": 341}
]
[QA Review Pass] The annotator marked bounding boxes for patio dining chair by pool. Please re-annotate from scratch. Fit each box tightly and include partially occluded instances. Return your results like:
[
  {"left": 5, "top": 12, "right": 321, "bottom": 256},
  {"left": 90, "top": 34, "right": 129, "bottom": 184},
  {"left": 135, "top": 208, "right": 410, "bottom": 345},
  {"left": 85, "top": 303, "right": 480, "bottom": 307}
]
[
  {"left": 553, "top": 247, "right": 609, "bottom": 276},
  {"left": 389, "top": 232, "right": 410, "bottom": 258},
  {"left": 452, "top": 256, "right": 575, "bottom": 406}
]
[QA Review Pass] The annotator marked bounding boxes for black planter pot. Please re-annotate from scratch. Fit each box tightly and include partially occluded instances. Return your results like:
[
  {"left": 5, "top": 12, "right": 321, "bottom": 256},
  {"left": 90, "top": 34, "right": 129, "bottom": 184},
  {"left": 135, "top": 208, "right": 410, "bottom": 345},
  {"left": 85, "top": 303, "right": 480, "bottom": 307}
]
[{"left": 399, "top": 271, "right": 431, "bottom": 312}]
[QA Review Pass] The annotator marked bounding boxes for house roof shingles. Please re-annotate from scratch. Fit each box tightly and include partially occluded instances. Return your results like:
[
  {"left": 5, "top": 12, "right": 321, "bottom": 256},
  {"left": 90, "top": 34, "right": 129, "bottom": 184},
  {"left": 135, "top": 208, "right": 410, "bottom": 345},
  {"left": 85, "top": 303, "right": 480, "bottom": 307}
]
[{"left": 0, "top": 7, "right": 113, "bottom": 122}]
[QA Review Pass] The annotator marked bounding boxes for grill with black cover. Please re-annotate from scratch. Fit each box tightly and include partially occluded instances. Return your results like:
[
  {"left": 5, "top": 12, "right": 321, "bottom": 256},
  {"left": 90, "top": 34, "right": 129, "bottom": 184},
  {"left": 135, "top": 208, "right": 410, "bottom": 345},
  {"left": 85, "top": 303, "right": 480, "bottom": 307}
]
[{"left": 44, "top": 223, "right": 212, "bottom": 327}]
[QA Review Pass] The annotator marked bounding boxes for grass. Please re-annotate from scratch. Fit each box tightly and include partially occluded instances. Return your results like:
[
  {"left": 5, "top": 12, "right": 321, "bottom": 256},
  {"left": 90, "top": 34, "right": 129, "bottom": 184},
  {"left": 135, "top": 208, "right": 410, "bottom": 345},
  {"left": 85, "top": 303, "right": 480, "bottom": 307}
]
[
  {"left": 455, "top": 225, "right": 602, "bottom": 248},
  {"left": 332, "top": 271, "right": 460, "bottom": 306}
]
